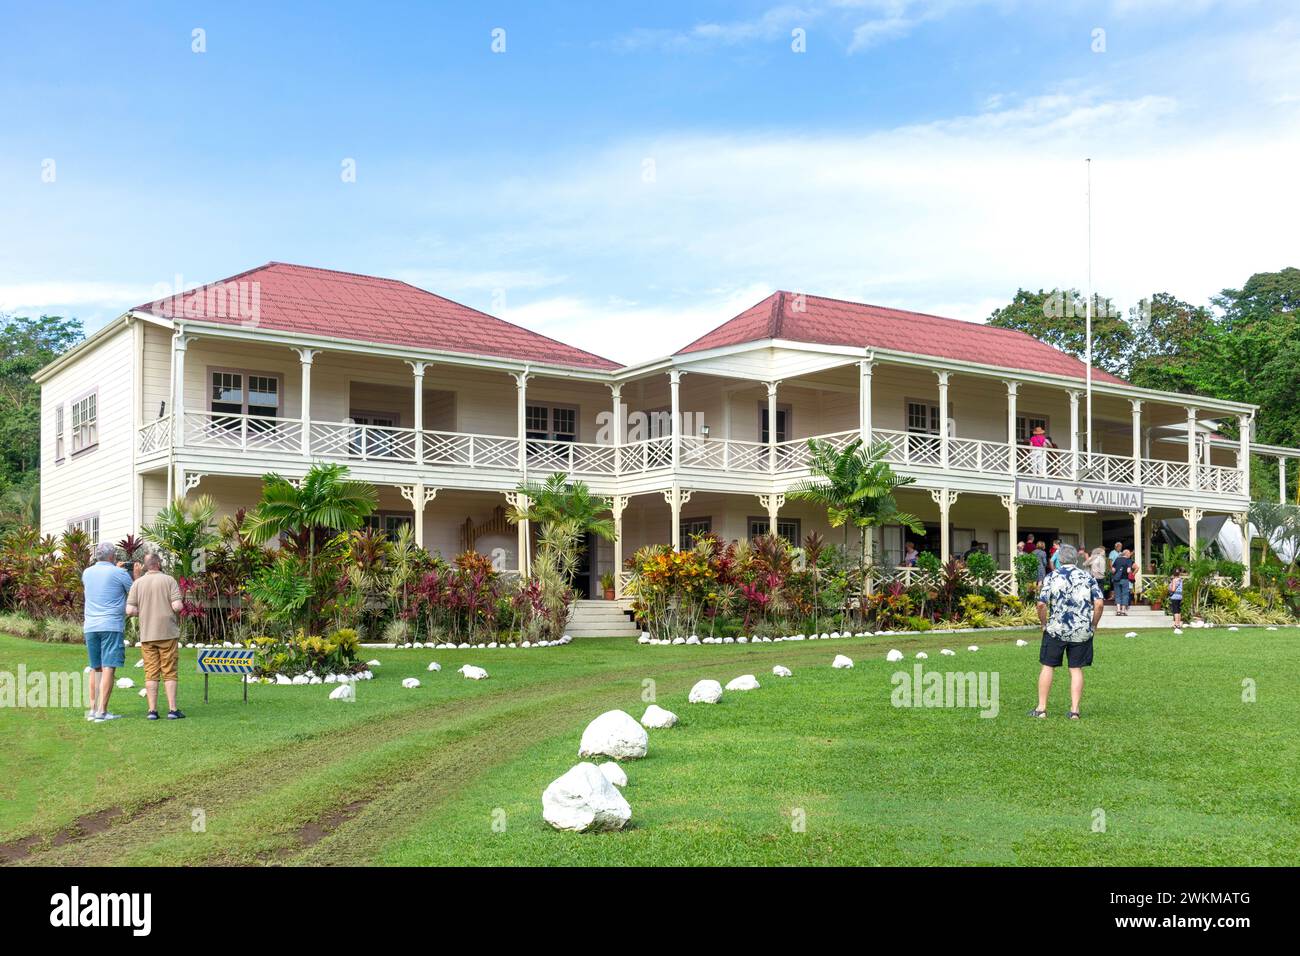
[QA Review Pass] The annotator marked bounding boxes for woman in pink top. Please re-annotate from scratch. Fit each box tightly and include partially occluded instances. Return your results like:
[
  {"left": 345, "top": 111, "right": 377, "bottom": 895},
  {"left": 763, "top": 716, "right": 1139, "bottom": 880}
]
[{"left": 1029, "top": 425, "right": 1050, "bottom": 475}]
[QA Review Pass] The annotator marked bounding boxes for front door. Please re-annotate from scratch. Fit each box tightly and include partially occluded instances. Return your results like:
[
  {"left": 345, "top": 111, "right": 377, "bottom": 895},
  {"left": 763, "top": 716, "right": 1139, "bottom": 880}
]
[{"left": 571, "top": 532, "right": 595, "bottom": 599}]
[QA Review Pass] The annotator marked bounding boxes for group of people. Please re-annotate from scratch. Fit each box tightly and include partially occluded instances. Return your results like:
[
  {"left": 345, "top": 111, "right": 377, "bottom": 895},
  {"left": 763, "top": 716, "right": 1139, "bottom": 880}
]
[
  {"left": 82, "top": 542, "right": 185, "bottom": 723},
  {"left": 1017, "top": 536, "right": 1137, "bottom": 613}
]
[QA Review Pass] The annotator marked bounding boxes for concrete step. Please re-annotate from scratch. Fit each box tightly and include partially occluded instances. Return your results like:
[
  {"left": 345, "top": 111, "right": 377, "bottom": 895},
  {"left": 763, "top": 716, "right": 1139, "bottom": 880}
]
[
  {"left": 1097, "top": 608, "right": 1172, "bottom": 629},
  {"left": 566, "top": 601, "right": 641, "bottom": 638}
]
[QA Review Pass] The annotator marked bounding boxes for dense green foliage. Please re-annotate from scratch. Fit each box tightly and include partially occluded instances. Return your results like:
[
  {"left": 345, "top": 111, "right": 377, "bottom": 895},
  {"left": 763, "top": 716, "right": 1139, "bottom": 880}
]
[
  {"left": 987, "top": 268, "right": 1300, "bottom": 501},
  {"left": 0, "top": 314, "right": 84, "bottom": 528}
]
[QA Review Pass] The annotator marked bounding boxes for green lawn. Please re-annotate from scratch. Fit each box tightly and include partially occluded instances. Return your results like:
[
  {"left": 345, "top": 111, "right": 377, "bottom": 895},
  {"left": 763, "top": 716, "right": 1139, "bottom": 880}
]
[{"left": 1, "top": 627, "right": 1297, "bottom": 866}]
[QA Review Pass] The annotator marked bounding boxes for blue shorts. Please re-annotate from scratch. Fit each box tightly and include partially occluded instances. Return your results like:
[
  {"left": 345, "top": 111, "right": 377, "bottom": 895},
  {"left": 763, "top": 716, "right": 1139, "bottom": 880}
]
[{"left": 86, "top": 631, "right": 125, "bottom": 670}]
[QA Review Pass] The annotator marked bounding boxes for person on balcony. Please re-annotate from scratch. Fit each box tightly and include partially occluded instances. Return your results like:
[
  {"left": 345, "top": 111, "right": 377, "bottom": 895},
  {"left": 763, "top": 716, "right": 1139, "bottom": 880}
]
[
  {"left": 902, "top": 542, "right": 918, "bottom": 567},
  {"left": 1031, "top": 543, "right": 1104, "bottom": 720},
  {"left": 1029, "top": 425, "right": 1051, "bottom": 476}
]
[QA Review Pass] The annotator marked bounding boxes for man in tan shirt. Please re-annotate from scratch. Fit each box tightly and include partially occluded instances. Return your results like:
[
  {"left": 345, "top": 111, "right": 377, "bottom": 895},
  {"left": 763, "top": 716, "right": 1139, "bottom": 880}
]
[{"left": 126, "top": 553, "right": 185, "bottom": 720}]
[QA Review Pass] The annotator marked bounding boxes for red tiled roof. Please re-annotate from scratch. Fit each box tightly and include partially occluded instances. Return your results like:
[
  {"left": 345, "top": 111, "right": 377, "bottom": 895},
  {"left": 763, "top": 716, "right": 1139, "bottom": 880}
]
[
  {"left": 676, "top": 291, "right": 1128, "bottom": 385},
  {"left": 134, "top": 262, "right": 619, "bottom": 371}
]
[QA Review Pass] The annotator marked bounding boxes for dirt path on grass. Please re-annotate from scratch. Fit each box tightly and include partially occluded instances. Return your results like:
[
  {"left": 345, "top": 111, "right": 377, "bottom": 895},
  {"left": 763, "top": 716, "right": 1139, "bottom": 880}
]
[
  {"left": 9, "top": 632, "right": 995, "bottom": 866},
  {"left": 4, "top": 649, "right": 780, "bottom": 865}
]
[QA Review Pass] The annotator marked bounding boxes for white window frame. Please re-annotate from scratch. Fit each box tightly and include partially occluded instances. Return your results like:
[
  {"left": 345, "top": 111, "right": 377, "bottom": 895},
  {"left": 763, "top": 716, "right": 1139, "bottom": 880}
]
[
  {"left": 748, "top": 516, "right": 801, "bottom": 546},
  {"left": 54, "top": 404, "right": 65, "bottom": 463},
  {"left": 1016, "top": 413, "right": 1051, "bottom": 443},
  {"left": 67, "top": 513, "right": 100, "bottom": 541},
  {"left": 70, "top": 390, "right": 98, "bottom": 455}
]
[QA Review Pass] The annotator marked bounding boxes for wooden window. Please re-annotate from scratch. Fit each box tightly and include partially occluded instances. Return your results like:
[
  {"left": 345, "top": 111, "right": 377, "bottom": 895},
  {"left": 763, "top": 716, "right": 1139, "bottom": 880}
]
[
  {"left": 67, "top": 513, "right": 100, "bottom": 541},
  {"left": 1015, "top": 413, "right": 1051, "bottom": 443},
  {"left": 679, "top": 516, "right": 712, "bottom": 543},
  {"left": 759, "top": 403, "right": 791, "bottom": 443},
  {"left": 55, "top": 405, "right": 65, "bottom": 462},
  {"left": 748, "top": 516, "right": 801, "bottom": 546},
  {"left": 363, "top": 512, "right": 414, "bottom": 540},
  {"left": 70, "top": 391, "right": 98, "bottom": 454},
  {"left": 525, "top": 404, "right": 579, "bottom": 442},
  {"left": 906, "top": 399, "right": 942, "bottom": 435}
]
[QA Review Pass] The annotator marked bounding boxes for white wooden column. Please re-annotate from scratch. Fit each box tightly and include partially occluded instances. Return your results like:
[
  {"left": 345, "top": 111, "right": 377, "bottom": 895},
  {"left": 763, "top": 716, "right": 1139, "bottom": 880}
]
[
  {"left": 609, "top": 383, "right": 622, "bottom": 474},
  {"left": 1133, "top": 509, "right": 1146, "bottom": 591},
  {"left": 858, "top": 354, "right": 874, "bottom": 443},
  {"left": 766, "top": 381, "right": 780, "bottom": 472},
  {"left": 506, "top": 491, "right": 529, "bottom": 577},
  {"left": 664, "top": 486, "right": 691, "bottom": 549},
  {"left": 1005, "top": 381, "right": 1019, "bottom": 475},
  {"left": 295, "top": 348, "right": 319, "bottom": 458},
  {"left": 1186, "top": 407, "right": 1198, "bottom": 490},
  {"left": 1235, "top": 511, "right": 1251, "bottom": 586},
  {"left": 669, "top": 370, "right": 683, "bottom": 472},
  {"left": 930, "top": 488, "right": 957, "bottom": 562},
  {"left": 1183, "top": 506, "right": 1202, "bottom": 555},
  {"left": 408, "top": 361, "right": 428, "bottom": 465},
  {"left": 1237, "top": 414, "right": 1251, "bottom": 497},
  {"left": 1000, "top": 495, "right": 1019, "bottom": 571},
  {"left": 611, "top": 494, "right": 629, "bottom": 598},
  {"left": 399, "top": 484, "right": 437, "bottom": 549},
  {"left": 936, "top": 371, "right": 950, "bottom": 471},
  {"left": 1068, "top": 389, "right": 1080, "bottom": 478},
  {"left": 758, "top": 493, "right": 784, "bottom": 534},
  {"left": 514, "top": 368, "right": 530, "bottom": 477},
  {"left": 171, "top": 332, "right": 192, "bottom": 448},
  {"left": 1130, "top": 399, "right": 1143, "bottom": 485}
]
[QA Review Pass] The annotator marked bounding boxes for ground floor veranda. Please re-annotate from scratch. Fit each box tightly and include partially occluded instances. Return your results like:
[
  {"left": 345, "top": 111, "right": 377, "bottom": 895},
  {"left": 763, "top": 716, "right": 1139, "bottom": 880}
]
[{"left": 145, "top": 472, "right": 1249, "bottom": 599}]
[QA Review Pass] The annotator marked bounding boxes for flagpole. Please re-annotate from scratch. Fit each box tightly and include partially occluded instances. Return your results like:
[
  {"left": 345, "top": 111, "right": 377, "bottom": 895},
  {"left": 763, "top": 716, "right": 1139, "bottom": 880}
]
[{"left": 1085, "top": 158, "right": 1093, "bottom": 458}]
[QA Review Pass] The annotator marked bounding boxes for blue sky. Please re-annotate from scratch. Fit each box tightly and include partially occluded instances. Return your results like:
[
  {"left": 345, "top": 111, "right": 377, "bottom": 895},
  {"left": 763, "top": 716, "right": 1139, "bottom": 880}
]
[{"left": 2, "top": 1, "right": 1297, "bottom": 363}]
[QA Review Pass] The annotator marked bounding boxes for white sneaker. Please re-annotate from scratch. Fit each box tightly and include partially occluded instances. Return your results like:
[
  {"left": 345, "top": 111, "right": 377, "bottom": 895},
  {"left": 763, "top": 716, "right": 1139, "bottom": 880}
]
[
  {"left": 94, "top": 712, "right": 122, "bottom": 722},
  {"left": 85, "top": 709, "right": 100, "bottom": 721}
]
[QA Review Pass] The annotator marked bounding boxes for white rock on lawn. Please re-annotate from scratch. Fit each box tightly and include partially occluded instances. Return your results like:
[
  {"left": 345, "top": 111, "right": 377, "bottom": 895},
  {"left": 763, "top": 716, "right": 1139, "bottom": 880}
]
[
  {"left": 915, "top": 652, "right": 928, "bottom": 659},
  {"left": 578, "top": 710, "right": 648, "bottom": 760},
  {"left": 116, "top": 677, "right": 134, "bottom": 689},
  {"left": 640, "top": 704, "right": 678, "bottom": 728},
  {"left": 328, "top": 683, "right": 355, "bottom": 701},
  {"left": 688, "top": 679, "right": 724, "bottom": 704},
  {"left": 459, "top": 665, "right": 488, "bottom": 680},
  {"left": 542, "top": 762, "right": 631, "bottom": 833},
  {"left": 832, "top": 655, "right": 854, "bottom": 669},
  {"left": 138, "top": 687, "right": 147, "bottom": 697},
  {"left": 967, "top": 645, "right": 980, "bottom": 652},
  {"left": 1015, "top": 639, "right": 1028, "bottom": 647},
  {"left": 366, "top": 659, "right": 382, "bottom": 667},
  {"left": 772, "top": 665, "right": 792, "bottom": 678},
  {"left": 725, "top": 674, "right": 760, "bottom": 691},
  {"left": 292, "top": 675, "right": 310, "bottom": 685},
  {"left": 1125, "top": 631, "right": 1138, "bottom": 638},
  {"left": 598, "top": 762, "right": 628, "bottom": 788},
  {"left": 427, "top": 661, "right": 441, "bottom": 671},
  {"left": 885, "top": 649, "right": 904, "bottom": 662},
  {"left": 134, "top": 659, "right": 143, "bottom": 668},
  {"left": 401, "top": 677, "right": 421, "bottom": 689}
]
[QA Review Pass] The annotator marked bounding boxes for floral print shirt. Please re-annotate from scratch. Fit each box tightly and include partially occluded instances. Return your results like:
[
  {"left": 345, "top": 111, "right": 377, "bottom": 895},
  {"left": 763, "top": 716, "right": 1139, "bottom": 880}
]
[{"left": 1038, "top": 564, "right": 1103, "bottom": 643}]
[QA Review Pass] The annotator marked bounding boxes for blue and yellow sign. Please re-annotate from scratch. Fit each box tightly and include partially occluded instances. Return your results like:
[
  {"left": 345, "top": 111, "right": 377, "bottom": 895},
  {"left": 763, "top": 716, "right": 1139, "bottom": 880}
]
[{"left": 197, "top": 648, "right": 256, "bottom": 674}]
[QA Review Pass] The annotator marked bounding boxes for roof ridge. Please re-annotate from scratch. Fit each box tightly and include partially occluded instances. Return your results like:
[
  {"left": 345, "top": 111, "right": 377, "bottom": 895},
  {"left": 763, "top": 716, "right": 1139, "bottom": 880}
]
[{"left": 770, "top": 291, "right": 786, "bottom": 338}]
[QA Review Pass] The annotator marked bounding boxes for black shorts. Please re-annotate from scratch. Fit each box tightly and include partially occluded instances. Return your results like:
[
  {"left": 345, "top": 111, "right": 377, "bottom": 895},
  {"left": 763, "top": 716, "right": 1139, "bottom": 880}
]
[
  {"left": 1169, "top": 598, "right": 1182, "bottom": 614},
  {"left": 1039, "top": 631, "right": 1094, "bottom": 668}
]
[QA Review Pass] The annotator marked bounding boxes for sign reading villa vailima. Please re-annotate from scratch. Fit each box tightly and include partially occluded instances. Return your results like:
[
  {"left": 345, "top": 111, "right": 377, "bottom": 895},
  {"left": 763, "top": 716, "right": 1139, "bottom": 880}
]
[{"left": 1014, "top": 478, "right": 1144, "bottom": 513}]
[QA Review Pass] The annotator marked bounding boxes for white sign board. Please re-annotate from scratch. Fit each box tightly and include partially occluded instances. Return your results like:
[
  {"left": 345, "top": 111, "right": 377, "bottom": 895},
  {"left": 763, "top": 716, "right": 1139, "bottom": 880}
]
[{"left": 1015, "top": 477, "right": 1144, "bottom": 513}]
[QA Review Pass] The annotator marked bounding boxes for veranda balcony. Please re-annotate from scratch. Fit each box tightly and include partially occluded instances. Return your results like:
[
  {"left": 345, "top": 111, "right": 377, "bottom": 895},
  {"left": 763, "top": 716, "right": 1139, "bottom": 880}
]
[{"left": 137, "top": 409, "right": 1245, "bottom": 496}]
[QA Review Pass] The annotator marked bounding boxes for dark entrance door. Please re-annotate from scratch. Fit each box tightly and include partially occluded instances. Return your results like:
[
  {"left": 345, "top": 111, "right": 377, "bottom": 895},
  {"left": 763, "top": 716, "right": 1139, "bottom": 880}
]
[{"left": 571, "top": 532, "right": 595, "bottom": 599}]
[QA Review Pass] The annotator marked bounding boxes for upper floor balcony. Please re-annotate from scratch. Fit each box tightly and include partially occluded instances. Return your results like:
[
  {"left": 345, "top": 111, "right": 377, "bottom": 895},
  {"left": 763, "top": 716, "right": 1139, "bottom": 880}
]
[{"left": 137, "top": 408, "right": 1247, "bottom": 499}]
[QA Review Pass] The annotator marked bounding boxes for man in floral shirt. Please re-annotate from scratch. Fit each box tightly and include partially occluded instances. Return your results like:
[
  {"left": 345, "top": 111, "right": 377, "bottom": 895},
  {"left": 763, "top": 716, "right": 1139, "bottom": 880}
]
[{"left": 1031, "top": 543, "right": 1104, "bottom": 720}]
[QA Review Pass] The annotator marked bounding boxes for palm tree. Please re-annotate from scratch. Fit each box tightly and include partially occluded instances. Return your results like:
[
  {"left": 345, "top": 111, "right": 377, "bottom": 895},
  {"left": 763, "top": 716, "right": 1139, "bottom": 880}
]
[
  {"left": 507, "top": 474, "right": 617, "bottom": 640},
  {"left": 142, "top": 495, "right": 220, "bottom": 577},
  {"left": 242, "top": 463, "right": 378, "bottom": 578},
  {"left": 789, "top": 438, "right": 924, "bottom": 575}
]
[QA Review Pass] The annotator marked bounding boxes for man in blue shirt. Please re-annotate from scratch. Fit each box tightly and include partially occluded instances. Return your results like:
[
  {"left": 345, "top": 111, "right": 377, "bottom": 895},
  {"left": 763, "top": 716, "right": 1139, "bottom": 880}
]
[
  {"left": 1030, "top": 543, "right": 1104, "bottom": 720},
  {"left": 83, "top": 541, "right": 135, "bottom": 722}
]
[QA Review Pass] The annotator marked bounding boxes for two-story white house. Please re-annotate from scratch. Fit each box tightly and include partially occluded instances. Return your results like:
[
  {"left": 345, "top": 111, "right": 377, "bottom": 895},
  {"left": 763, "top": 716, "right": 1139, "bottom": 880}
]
[{"left": 37, "top": 261, "right": 1286, "bottom": 597}]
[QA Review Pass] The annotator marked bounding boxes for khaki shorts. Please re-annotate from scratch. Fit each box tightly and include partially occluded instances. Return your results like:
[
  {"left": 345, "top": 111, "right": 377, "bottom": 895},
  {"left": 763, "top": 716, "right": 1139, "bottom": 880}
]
[{"left": 141, "top": 639, "right": 179, "bottom": 682}]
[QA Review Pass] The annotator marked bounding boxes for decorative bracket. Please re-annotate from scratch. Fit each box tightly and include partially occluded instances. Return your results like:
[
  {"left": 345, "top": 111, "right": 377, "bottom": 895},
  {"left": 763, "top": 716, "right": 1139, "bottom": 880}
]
[{"left": 400, "top": 485, "right": 438, "bottom": 508}]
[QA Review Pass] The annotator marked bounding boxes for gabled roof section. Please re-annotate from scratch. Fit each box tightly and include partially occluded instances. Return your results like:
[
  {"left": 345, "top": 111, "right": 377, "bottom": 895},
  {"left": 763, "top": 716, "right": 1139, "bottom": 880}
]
[
  {"left": 134, "top": 262, "right": 619, "bottom": 371},
  {"left": 677, "top": 291, "right": 1129, "bottom": 385}
]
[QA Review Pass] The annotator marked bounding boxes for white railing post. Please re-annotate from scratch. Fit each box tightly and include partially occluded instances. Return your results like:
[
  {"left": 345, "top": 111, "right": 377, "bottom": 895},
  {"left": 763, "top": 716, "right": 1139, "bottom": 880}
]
[
  {"left": 1130, "top": 399, "right": 1143, "bottom": 485},
  {"left": 859, "top": 353, "right": 874, "bottom": 444},
  {"left": 1005, "top": 381, "right": 1019, "bottom": 476},
  {"left": 1068, "top": 389, "right": 1080, "bottom": 479},
  {"left": 295, "top": 348, "right": 318, "bottom": 458},
  {"left": 171, "top": 332, "right": 191, "bottom": 449},
  {"left": 765, "top": 380, "right": 779, "bottom": 473},
  {"left": 1186, "top": 406, "right": 1199, "bottom": 490},
  {"left": 408, "top": 360, "right": 428, "bottom": 466},
  {"left": 936, "top": 371, "right": 950, "bottom": 471},
  {"left": 670, "top": 370, "right": 683, "bottom": 474}
]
